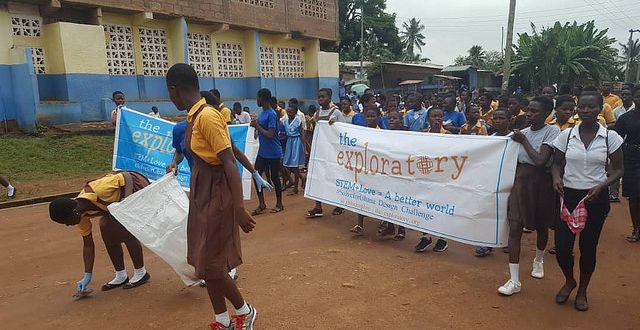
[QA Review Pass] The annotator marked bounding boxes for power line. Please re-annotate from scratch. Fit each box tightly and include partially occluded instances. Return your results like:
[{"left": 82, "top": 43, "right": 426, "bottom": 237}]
[
  {"left": 581, "top": 0, "right": 628, "bottom": 30},
  {"left": 605, "top": 0, "right": 638, "bottom": 27}
]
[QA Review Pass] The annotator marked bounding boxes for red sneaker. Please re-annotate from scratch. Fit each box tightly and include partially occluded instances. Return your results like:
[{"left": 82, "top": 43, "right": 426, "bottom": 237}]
[
  {"left": 232, "top": 305, "right": 257, "bottom": 330},
  {"left": 209, "top": 322, "right": 233, "bottom": 330}
]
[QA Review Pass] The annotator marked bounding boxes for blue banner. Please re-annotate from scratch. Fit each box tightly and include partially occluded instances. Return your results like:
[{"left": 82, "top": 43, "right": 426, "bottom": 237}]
[{"left": 113, "top": 107, "right": 256, "bottom": 198}]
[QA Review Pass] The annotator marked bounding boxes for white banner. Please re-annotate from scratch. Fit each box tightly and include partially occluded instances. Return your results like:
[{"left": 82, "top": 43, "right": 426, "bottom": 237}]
[
  {"left": 304, "top": 122, "right": 519, "bottom": 247},
  {"left": 108, "top": 174, "right": 197, "bottom": 286}
]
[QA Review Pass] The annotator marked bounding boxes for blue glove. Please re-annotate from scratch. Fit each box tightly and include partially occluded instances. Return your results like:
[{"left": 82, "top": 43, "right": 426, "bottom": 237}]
[
  {"left": 252, "top": 172, "right": 273, "bottom": 192},
  {"left": 76, "top": 272, "right": 92, "bottom": 292}
]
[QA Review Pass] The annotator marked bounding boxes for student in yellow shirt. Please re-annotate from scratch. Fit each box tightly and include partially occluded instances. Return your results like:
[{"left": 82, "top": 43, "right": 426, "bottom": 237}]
[
  {"left": 548, "top": 95, "right": 577, "bottom": 131},
  {"left": 210, "top": 89, "right": 233, "bottom": 124},
  {"left": 459, "top": 105, "right": 488, "bottom": 136},
  {"left": 49, "top": 171, "right": 151, "bottom": 296},
  {"left": 601, "top": 81, "right": 622, "bottom": 109},
  {"left": 478, "top": 93, "right": 495, "bottom": 124},
  {"left": 166, "top": 63, "right": 257, "bottom": 329}
]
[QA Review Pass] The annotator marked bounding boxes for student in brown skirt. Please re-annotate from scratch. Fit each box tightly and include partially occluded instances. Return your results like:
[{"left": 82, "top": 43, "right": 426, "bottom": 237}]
[
  {"left": 166, "top": 64, "right": 256, "bottom": 330},
  {"left": 498, "top": 96, "right": 561, "bottom": 296},
  {"left": 48, "top": 171, "right": 151, "bottom": 295}
]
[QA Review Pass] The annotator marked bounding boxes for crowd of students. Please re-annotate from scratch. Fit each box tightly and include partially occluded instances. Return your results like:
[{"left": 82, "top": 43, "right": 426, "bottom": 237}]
[
  {"left": 247, "top": 81, "right": 639, "bottom": 312},
  {"left": 43, "top": 65, "right": 639, "bottom": 329}
]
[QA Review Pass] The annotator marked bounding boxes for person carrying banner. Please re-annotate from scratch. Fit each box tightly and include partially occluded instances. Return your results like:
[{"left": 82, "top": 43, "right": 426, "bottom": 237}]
[
  {"left": 166, "top": 63, "right": 257, "bottom": 330},
  {"left": 498, "top": 96, "right": 560, "bottom": 296},
  {"left": 48, "top": 171, "right": 151, "bottom": 296},
  {"left": 306, "top": 88, "right": 340, "bottom": 218}
]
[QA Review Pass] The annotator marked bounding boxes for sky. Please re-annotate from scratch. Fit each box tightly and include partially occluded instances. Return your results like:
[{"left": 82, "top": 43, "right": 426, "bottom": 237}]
[{"left": 385, "top": 0, "right": 640, "bottom": 66}]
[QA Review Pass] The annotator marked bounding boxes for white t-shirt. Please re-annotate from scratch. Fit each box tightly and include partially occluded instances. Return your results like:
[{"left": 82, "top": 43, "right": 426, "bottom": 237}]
[
  {"left": 518, "top": 124, "right": 561, "bottom": 165},
  {"left": 552, "top": 124, "right": 624, "bottom": 190},
  {"left": 148, "top": 111, "right": 161, "bottom": 118},
  {"left": 330, "top": 110, "right": 355, "bottom": 124},
  {"left": 234, "top": 111, "right": 252, "bottom": 124}
]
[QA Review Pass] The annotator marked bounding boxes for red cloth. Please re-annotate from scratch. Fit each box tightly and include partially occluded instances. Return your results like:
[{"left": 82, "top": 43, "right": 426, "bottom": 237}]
[{"left": 560, "top": 196, "right": 588, "bottom": 234}]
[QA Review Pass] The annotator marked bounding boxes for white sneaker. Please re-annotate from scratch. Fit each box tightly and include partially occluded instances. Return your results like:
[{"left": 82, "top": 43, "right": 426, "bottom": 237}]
[
  {"left": 7, "top": 185, "right": 15, "bottom": 198},
  {"left": 531, "top": 260, "right": 544, "bottom": 279},
  {"left": 498, "top": 279, "right": 521, "bottom": 296}
]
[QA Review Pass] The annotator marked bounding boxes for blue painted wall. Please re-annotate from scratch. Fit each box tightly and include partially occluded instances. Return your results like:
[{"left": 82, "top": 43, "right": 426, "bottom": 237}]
[
  {"left": 31, "top": 72, "right": 337, "bottom": 125},
  {"left": 0, "top": 58, "right": 38, "bottom": 131}
]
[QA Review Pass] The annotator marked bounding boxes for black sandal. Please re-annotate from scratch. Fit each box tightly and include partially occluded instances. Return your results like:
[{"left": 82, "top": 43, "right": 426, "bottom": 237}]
[
  {"left": 123, "top": 273, "right": 150, "bottom": 290},
  {"left": 101, "top": 277, "right": 129, "bottom": 291},
  {"left": 332, "top": 207, "right": 344, "bottom": 215}
]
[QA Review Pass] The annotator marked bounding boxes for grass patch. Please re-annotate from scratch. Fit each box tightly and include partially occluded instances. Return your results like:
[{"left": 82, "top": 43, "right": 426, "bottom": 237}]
[{"left": 0, "top": 133, "right": 114, "bottom": 182}]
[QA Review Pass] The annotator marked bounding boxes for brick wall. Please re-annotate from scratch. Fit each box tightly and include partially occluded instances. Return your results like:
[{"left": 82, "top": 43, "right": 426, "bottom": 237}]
[{"left": 59, "top": 0, "right": 338, "bottom": 41}]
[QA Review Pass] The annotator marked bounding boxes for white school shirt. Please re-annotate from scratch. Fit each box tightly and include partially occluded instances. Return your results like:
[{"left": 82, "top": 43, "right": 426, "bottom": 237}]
[
  {"left": 148, "top": 111, "right": 161, "bottom": 118},
  {"left": 552, "top": 124, "right": 624, "bottom": 190},
  {"left": 517, "top": 125, "right": 560, "bottom": 165},
  {"left": 234, "top": 111, "right": 252, "bottom": 124}
]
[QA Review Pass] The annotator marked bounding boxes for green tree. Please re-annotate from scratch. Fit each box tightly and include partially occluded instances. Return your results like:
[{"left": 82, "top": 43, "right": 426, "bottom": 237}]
[
  {"left": 399, "top": 18, "right": 426, "bottom": 61},
  {"left": 467, "top": 45, "right": 487, "bottom": 67},
  {"left": 338, "top": 0, "right": 403, "bottom": 61},
  {"left": 620, "top": 39, "right": 640, "bottom": 82},
  {"left": 511, "top": 21, "right": 618, "bottom": 89}
]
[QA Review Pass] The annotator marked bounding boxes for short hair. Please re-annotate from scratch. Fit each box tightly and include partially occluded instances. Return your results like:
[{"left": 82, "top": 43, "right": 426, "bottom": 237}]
[
  {"left": 521, "top": 98, "right": 530, "bottom": 107},
  {"left": 319, "top": 88, "right": 333, "bottom": 97},
  {"left": 582, "top": 85, "right": 598, "bottom": 92},
  {"left": 112, "top": 91, "right": 124, "bottom": 99},
  {"left": 166, "top": 64, "right": 200, "bottom": 90},
  {"left": 580, "top": 91, "right": 604, "bottom": 106},
  {"left": 427, "top": 106, "right": 444, "bottom": 118},
  {"left": 210, "top": 89, "right": 221, "bottom": 98},
  {"left": 307, "top": 104, "right": 317, "bottom": 114},
  {"left": 479, "top": 92, "right": 492, "bottom": 101},
  {"left": 233, "top": 102, "right": 242, "bottom": 109},
  {"left": 555, "top": 94, "right": 575, "bottom": 108},
  {"left": 151, "top": 106, "right": 158, "bottom": 110},
  {"left": 200, "top": 91, "right": 220, "bottom": 106},
  {"left": 257, "top": 88, "right": 272, "bottom": 100},
  {"left": 493, "top": 108, "right": 512, "bottom": 118},
  {"left": 288, "top": 98, "right": 300, "bottom": 106},
  {"left": 364, "top": 107, "right": 381, "bottom": 117},
  {"left": 339, "top": 96, "right": 350, "bottom": 103},
  {"left": 49, "top": 198, "right": 77, "bottom": 223},
  {"left": 508, "top": 94, "right": 523, "bottom": 103},
  {"left": 361, "top": 93, "right": 376, "bottom": 104},
  {"left": 531, "top": 96, "right": 554, "bottom": 113}
]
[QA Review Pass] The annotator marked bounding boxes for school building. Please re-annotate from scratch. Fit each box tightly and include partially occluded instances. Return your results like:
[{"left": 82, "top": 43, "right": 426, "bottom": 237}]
[{"left": 0, "top": 0, "right": 339, "bottom": 132}]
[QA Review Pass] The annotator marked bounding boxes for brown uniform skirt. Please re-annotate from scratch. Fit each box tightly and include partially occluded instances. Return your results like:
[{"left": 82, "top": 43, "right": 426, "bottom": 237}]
[
  {"left": 508, "top": 163, "right": 558, "bottom": 230},
  {"left": 185, "top": 105, "right": 242, "bottom": 280}
]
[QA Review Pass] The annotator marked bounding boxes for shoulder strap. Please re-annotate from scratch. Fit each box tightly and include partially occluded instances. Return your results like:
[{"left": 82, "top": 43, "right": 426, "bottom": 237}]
[{"left": 565, "top": 126, "right": 574, "bottom": 152}]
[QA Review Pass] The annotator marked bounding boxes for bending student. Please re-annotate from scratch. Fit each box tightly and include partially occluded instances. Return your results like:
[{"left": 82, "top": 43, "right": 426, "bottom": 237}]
[{"left": 48, "top": 171, "right": 151, "bottom": 295}]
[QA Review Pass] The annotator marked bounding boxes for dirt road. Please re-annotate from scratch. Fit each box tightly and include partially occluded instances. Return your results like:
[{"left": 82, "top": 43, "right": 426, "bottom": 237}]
[{"left": 1, "top": 194, "right": 639, "bottom": 329}]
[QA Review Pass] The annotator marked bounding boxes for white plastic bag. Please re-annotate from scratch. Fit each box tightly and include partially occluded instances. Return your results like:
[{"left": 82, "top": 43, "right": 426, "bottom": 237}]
[{"left": 108, "top": 173, "right": 198, "bottom": 286}]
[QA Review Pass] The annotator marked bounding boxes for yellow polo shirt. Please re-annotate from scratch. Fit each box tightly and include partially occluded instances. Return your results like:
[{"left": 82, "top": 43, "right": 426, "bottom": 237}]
[
  {"left": 188, "top": 98, "right": 232, "bottom": 165},
  {"left": 548, "top": 117, "right": 577, "bottom": 131},
  {"left": 218, "top": 103, "right": 233, "bottom": 123},
  {"left": 460, "top": 121, "right": 488, "bottom": 135},
  {"left": 600, "top": 103, "right": 615, "bottom": 125},
  {"left": 604, "top": 94, "right": 622, "bottom": 110},
  {"left": 76, "top": 173, "right": 126, "bottom": 236}
]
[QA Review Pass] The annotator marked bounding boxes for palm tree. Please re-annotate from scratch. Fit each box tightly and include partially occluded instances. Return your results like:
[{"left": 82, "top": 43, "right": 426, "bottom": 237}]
[
  {"left": 620, "top": 39, "right": 640, "bottom": 81},
  {"left": 399, "top": 18, "right": 426, "bottom": 61},
  {"left": 512, "top": 21, "right": 618, "bottom": 89},
  {"left": 467, "top": 45, "right": 487, "bottom": 67}
]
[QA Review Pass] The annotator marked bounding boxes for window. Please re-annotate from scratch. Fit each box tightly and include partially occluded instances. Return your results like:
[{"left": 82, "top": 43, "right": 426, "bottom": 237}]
[
  {"left": 216, "top": 42, "right": 244, "bottom": 78},
  {"left": 188, "top": 33, "right": 213, "bottom": 77},
  {"left": 260, "top": 46, "right": 275, "bottom": 78},
  {"left": 31, "top": 48, "right": 45, "bottom": 74},
  {"left": 234, "top": 0, "right": 274, "bottom": 9},
  {"left": 11, "top": 15, "right": 42, "bottom": 37},
  {"left": 139, "top": 27, "right": 169, "bottom": 76},
  {"left": 300, "top": 0, "right": 328, "bottom": 20},
  {"left": 277, "top": 47, "right": 304, "bottom": 78},
  {"left": 104, "top": 25, "right": 136, "bottom": 75}
]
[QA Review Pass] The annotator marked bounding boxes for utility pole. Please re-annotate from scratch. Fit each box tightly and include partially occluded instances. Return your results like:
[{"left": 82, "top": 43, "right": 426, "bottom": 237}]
[
  {"left": 501, "top": 0, "right": 516, "bottom": 94},
  {"left": 501, "top": 26, "right": 504, "bottom": 58},
  {"left": 359, "top": 5, "right": 364, "bottom": 82},
  {"left": 625, "top": 30, "right": 638, "bottom": 82}
]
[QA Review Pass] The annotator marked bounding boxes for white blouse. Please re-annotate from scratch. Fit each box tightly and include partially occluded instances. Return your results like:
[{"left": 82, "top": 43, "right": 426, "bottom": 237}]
[{"left": 552, "top": 124, "right": 623, "bottom": 190}]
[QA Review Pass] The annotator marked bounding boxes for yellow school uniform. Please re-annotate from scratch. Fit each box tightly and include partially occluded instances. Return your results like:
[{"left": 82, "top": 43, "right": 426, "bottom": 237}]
[
  {"left": 490, "top": 100, "right": 499, "bottom": 111},
  {"left": 604, "top": 94, "right": 622, "bottom": 110},
  {"left": 218, "top": 102, "right": 233, "bottom": 123},
  {"left": 481, "top": 107, "right": 495, "bottom": 125},
  {"left": 548, "top": 116, "right": 577, "bottom": 131},
  {"left": 76, "top": 173, "right": 126, "bottom": 236},
  {"left": 188, "top": 98, "right": 232, "bottom": 165},
  {"left": 600, "top": 103, "right": 615, "bottom": 125},
  {"left": 460, "top": 121, "right": 488, "bottom": 135}
]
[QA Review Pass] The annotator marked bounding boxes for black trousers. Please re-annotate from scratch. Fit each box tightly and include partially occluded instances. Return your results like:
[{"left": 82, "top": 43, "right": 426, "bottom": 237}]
[
  {"left": 555, "top": 187, "right": 609, "bottom": 275},
  {"left": 255, "top": 156, "right": 282, "bottom": 199}
]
